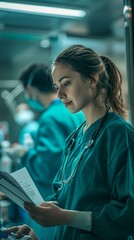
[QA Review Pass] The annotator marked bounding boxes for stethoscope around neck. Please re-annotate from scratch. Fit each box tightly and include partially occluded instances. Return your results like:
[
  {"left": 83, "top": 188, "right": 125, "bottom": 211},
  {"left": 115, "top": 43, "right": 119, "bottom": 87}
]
[{"left": 58, "top": 106, "right": 110, "bottom": 190}]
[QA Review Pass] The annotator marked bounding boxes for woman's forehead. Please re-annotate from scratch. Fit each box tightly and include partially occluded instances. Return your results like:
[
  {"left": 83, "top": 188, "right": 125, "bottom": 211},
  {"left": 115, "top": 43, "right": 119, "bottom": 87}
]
[
  {"left": 53, "top": 62, "right": 73, "bottom": 71},
  {"left": 52, "top": 63, "right": 74, "bottom": 80}
]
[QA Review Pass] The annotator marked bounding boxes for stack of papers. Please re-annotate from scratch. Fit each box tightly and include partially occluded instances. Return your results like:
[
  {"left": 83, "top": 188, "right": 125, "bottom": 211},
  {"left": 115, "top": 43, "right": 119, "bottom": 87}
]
[{"left": 0, "top": 167, "right": 44, "bottom": 209}]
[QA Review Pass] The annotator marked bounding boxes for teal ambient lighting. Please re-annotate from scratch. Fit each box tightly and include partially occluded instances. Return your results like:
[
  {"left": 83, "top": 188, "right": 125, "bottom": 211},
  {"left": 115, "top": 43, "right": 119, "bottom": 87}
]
[{"left": 0, "top": 2, "right": 86, "bottom": 18}]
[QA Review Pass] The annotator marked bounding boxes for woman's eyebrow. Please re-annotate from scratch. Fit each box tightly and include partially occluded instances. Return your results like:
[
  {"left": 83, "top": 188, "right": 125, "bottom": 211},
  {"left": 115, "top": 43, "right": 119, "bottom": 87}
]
[
  {"left": 58, "top": 76, "right": 70, "bottom": 82},
  {"left": 53, "top": 76, "right": 70, "bottom": 85}
]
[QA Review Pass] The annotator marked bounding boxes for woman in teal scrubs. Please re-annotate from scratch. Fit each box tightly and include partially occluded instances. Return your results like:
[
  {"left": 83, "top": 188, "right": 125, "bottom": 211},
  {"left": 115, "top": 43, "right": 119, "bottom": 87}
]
[{"left": 5, "top": 45, "right": 134, "bottom": 240}]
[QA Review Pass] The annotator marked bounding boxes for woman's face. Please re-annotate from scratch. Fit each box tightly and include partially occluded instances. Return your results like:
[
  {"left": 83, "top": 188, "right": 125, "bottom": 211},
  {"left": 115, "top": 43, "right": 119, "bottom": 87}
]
[{"left": 52, "top": 63, "right": 97, "bottom": 113}]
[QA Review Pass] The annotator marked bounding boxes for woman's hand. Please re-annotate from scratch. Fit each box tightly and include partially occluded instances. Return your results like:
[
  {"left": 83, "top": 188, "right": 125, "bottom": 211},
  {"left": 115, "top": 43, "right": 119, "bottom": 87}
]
[
  {"left": 24, "top": 201, "right": 70, "bottom": 227},
  {"left": 4, "top": 224, "right": 38, "bottom": 240}
]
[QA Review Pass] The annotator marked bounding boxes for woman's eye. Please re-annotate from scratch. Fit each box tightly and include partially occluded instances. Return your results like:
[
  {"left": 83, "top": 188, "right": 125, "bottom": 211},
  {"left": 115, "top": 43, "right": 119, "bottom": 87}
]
[{"left": 63, "top": 81, "right": 70, "bottom": 87}]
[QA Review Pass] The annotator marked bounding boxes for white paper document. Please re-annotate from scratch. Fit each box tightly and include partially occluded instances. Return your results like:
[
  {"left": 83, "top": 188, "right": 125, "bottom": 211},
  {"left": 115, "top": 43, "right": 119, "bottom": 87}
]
[{"left": 0, "top": 167, "right": 44, "bottom": 209}]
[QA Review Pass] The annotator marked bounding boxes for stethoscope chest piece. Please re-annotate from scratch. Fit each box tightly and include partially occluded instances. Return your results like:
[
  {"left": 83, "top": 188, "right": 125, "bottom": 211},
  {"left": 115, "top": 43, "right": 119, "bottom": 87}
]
[{"left": 86, "top": 139, "right": 94, "bottom": 148}]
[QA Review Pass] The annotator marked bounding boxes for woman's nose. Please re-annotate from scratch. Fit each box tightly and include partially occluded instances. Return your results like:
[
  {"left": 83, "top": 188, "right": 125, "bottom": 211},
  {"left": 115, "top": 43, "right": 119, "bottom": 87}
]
[{"left": 57, "top": 88, "right": 66, "bottom": 99}]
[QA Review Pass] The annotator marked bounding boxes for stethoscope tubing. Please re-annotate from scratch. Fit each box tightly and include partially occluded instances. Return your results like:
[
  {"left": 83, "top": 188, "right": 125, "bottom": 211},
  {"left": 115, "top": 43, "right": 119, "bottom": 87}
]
[{"left": 59, "top": 107, "right": 110, "bottom": 188}]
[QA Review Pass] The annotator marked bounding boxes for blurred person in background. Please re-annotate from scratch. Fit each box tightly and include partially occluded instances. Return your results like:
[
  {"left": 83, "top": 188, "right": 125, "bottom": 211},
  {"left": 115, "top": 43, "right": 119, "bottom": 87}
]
[{"left": 7, "top": 62, "right": 85, "bottom": 239}]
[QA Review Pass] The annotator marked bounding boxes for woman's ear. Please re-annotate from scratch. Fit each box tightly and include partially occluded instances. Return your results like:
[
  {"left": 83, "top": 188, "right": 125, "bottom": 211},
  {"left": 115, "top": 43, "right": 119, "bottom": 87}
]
[{"left": 88, "top": 75, "right": 98, "bottom": 89}]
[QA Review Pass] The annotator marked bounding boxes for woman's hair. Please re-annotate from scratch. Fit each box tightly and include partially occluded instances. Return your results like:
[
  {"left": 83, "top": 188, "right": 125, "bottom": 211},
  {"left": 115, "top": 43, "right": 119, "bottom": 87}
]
[
  {"left": 52, "top": 44, "right": 126, "bottom": 118},
  {"left": 19, "top": 63, "right": 56, "bottom": 93}
]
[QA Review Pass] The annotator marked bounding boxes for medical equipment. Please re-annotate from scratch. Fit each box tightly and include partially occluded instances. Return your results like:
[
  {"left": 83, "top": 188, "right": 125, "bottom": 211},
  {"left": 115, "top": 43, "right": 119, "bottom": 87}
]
[{"left": 58, "top": 106, "right": 110, "bottom": 190}]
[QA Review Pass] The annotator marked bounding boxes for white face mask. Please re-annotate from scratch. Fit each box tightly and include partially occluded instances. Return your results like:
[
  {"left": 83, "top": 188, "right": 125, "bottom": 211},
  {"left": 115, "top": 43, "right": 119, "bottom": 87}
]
[{"left": 15, "top": 110, "right": 34, "bottom": 126}]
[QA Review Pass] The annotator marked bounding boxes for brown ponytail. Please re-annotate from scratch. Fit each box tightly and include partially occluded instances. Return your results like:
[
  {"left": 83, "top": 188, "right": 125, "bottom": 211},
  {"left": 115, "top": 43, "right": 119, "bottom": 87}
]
[{"left": 100, "top": 56, "right": 127, "bottom": 119}]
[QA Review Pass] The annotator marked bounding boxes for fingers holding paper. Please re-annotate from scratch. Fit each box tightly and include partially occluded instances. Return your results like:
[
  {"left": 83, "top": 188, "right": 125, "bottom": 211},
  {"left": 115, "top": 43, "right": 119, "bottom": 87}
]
[{"left": 24, "top": 201, "right": 68, "bottom": 227}]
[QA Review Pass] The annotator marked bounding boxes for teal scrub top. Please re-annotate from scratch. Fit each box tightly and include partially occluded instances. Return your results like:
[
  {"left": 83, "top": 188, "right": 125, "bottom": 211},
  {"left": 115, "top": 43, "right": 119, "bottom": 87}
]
[
  {"left": 49, "top": 112, "right": 134, "bottom": 240},
  {"left": 19, "top": 120, "right": 39, "bottom": 145}
]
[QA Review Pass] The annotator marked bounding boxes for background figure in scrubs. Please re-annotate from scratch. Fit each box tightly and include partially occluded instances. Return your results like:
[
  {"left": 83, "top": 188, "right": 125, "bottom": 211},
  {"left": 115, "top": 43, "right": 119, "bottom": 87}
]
[
  {"left": 5, "top": 45, "right": 134, "bottom": 240},
  {"left": 9, "top": 62, "right": 85, "bottom": 240}
]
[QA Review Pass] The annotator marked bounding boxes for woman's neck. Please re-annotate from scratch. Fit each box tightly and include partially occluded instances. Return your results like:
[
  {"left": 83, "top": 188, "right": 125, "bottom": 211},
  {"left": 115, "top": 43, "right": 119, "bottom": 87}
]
[{"left": 83, "top": 105, "right": 107, "bottom": 131}]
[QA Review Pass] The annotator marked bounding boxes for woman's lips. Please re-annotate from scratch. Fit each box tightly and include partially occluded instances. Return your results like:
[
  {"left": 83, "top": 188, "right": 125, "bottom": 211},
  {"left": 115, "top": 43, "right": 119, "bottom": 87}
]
[{"left": 64, "top": 101, "right": 72, "bottom": 106}]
